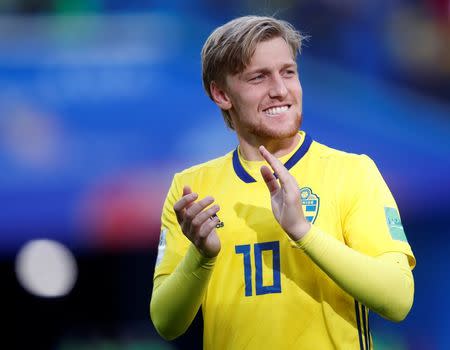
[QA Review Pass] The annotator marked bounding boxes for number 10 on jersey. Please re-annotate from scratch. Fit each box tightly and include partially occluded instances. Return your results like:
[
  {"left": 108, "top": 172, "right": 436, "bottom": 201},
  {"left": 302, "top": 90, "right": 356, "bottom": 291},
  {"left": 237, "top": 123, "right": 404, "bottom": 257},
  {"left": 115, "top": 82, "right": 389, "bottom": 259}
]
[{"left": 235, "top": 241, "right": 281, "bottom": 296}]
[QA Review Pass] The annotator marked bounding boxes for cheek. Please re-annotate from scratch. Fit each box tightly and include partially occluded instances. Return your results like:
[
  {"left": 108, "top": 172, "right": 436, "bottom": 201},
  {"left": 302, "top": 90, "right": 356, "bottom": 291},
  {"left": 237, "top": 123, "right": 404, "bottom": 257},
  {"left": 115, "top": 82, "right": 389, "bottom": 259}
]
[
  {"left": 237, "top": 91, "right": 264, "bottom": 109},
  {"left": 290, "top": 79, "right": 302, "bottom": 96}
]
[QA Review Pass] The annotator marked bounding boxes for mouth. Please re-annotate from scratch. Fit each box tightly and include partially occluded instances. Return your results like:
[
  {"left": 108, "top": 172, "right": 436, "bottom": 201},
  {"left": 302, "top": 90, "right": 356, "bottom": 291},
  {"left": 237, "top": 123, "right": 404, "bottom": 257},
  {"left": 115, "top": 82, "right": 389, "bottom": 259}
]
[{"left": 263, "top": 105, "right": 291, "bottom": 117}]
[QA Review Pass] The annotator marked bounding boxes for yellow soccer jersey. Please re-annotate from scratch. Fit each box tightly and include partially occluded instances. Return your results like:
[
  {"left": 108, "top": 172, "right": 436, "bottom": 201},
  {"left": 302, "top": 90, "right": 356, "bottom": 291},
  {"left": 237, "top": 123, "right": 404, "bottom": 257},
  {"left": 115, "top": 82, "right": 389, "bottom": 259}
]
[{"left": 154, "top": 131, "right": 415, "bottom": 350}]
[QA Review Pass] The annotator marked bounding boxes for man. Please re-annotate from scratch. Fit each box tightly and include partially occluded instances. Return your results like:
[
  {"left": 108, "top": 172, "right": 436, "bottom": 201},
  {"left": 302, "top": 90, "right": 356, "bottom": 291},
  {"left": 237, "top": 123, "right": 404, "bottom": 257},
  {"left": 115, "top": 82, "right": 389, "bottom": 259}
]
[{"left": 150, "top": 15, "right": 415, "bottom": 349}]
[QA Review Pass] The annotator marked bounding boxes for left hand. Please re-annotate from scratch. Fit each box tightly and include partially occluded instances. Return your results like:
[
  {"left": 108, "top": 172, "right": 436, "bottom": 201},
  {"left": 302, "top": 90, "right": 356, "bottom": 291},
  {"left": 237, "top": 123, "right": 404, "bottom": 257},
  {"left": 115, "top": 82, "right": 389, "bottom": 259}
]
[{"left": 259, "top": 145, "right": 311, "bottom": 241}]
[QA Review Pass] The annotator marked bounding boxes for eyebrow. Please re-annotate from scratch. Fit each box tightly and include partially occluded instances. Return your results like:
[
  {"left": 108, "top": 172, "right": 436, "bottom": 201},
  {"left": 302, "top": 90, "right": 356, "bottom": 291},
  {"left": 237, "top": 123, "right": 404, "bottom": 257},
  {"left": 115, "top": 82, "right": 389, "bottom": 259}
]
[{"left": 241, "top": 62, "right": 297, "bottom": 78}]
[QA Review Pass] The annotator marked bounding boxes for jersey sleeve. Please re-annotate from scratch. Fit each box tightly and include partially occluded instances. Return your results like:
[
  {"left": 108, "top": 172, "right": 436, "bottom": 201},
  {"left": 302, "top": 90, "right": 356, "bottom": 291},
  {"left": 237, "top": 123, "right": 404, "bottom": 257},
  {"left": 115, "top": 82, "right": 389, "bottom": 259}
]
[
  {"left": 341, "top": 155, "right": 416, "bottom": 269},
  {"left": 153, "top": 173, "right": 191, "bottom": 279}
]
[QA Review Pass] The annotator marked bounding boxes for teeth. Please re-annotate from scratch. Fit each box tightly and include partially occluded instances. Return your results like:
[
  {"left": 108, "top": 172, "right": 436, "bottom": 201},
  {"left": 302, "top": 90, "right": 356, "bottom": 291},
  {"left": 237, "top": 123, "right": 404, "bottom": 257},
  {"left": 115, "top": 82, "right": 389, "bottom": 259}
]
[{"left": 265, "top": 106, "right": 289, "bottom": 115}]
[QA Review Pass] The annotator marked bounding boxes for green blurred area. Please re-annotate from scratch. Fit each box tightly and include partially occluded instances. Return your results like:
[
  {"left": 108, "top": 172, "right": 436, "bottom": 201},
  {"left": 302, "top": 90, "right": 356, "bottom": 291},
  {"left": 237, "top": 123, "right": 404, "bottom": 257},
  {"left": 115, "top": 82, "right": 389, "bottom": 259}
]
[
  {"left": 60, "top": 338, "right": 175, "bottom": 350},
  {"left": 53, "top": 0, "right": 103, "bottom": 14}
]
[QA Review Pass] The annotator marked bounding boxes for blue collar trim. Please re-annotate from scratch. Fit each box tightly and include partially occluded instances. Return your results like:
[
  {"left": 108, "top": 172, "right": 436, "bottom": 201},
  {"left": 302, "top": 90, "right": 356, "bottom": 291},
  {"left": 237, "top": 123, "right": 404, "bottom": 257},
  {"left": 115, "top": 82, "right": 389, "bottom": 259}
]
[{"left": 232, "top": 133, "right": 313, "bottom": 183}]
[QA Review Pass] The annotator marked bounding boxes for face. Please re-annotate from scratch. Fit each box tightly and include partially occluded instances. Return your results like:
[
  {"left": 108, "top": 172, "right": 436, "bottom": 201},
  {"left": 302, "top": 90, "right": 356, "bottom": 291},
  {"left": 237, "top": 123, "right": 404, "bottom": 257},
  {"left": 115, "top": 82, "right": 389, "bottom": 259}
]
[{"left": 213, "top": 36, "right": 303, "bottom": 142}]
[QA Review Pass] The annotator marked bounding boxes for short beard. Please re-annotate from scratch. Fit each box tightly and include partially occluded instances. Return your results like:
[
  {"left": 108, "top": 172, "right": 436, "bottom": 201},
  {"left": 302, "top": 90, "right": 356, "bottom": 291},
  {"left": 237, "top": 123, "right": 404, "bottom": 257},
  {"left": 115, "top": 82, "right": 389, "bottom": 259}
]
[{"left": 247, "top": 113, "right": 302, "bottom": 140}]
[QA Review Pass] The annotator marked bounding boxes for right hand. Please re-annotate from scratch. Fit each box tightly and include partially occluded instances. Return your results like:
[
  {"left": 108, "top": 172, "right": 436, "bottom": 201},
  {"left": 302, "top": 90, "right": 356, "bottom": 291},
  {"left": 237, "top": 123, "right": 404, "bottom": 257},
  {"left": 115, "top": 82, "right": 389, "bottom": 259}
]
[{"left": 173, "top": 186, "right": 221, "bottom": 258}]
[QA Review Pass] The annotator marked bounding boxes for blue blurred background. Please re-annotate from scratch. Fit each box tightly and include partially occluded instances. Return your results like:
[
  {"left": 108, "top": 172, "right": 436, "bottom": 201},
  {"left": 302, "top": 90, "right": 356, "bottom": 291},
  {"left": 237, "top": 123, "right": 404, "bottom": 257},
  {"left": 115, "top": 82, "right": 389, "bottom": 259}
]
[{"left": 2, "top": 1, "right": 449, "bottom": 349}]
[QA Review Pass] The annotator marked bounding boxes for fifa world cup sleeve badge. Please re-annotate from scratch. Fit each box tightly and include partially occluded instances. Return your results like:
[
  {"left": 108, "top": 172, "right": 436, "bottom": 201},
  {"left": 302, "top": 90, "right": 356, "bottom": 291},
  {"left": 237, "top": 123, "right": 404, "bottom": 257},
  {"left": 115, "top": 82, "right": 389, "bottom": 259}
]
[
  {"left": 384, "top": 207, "right": 408, "bottom": 242},
  {"left": 155, "top": 228, "right": 167, "bottom": 266}
]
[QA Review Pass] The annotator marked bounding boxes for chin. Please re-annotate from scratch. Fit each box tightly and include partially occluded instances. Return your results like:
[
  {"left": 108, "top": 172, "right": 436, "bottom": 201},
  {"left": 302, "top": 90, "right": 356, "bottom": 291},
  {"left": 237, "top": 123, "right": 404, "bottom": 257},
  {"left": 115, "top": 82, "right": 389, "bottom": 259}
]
[
  {"left": 267, "top": 128, "right": 299, "bottom": 139},
  {"left": 258, "top": 115, "right": 301, "bottom": 139}
]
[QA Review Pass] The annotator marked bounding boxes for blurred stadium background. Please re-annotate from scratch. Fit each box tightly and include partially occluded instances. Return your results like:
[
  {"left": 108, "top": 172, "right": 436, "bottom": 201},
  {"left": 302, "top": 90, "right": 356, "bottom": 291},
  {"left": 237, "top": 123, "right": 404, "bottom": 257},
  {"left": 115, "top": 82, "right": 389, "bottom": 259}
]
[{"left": 2, "top": 0, "right": 449, "bottom": 349}]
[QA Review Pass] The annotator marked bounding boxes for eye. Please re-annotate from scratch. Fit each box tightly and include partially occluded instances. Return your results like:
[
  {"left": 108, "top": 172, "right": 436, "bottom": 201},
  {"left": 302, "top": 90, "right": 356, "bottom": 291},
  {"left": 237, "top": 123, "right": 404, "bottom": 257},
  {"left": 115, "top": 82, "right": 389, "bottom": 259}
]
[
  {"left": 249, "top": 74, "right": 264, "bottom": 83},
  {"left": 283, "top": 69, "right": 297, "bottom": 77}
]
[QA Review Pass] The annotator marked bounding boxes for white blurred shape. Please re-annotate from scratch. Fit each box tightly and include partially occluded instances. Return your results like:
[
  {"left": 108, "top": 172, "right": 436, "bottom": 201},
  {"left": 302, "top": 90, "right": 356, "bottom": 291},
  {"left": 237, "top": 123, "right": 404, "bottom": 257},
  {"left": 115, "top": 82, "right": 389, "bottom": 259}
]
[{"left": 15, "top": 239, "right": 78, "bottom": 297}]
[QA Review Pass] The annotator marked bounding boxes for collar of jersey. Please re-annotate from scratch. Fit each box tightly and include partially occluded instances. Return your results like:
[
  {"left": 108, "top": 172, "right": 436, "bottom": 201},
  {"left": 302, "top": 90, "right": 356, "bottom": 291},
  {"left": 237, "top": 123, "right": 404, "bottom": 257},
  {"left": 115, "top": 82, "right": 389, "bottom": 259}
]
[{"left": 232, "top": 131, "right": 312, "bottom": 183}]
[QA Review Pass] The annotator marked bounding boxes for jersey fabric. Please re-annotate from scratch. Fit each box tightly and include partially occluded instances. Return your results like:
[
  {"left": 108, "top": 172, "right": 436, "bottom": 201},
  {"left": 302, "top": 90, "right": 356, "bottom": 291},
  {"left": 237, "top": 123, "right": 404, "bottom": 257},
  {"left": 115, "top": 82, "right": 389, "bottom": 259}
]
[{"left": 154, "top": 131, "right": 415, "bottom": 350}]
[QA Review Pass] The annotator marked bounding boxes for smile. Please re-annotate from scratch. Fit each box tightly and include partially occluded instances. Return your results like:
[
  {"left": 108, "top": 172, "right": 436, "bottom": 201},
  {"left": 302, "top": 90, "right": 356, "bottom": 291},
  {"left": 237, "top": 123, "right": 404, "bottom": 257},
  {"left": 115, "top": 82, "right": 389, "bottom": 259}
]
[{"left": 264, "top": 105, "right": 290, "bottom": 116}]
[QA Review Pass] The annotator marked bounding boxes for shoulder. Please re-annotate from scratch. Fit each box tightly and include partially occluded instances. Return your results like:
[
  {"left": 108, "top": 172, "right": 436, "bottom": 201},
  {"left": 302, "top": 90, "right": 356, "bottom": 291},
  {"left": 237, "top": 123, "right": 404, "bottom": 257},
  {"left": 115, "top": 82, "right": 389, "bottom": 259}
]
[
  {"left": 309, "top": 140, "right": 389, "bottom": 205},
  {"left": 307, "top": 140, "right": 383, "bottom": 190},
  {"left": 163, "top": 151, "right": 234, "bottom": 205},
  {"left": 173, "top": 151, "right": 234, "bottom": 183},
  {"left": 310, "top": 140, "right": 377, "bottom": 170}
]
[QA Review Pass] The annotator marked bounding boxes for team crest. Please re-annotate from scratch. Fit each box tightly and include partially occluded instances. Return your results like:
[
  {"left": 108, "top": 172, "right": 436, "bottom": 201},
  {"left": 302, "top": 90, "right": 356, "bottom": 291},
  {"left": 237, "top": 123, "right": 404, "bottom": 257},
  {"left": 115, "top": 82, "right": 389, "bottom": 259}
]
[{"left": 300, "top": 187, "right": 320, "bottom": 223}]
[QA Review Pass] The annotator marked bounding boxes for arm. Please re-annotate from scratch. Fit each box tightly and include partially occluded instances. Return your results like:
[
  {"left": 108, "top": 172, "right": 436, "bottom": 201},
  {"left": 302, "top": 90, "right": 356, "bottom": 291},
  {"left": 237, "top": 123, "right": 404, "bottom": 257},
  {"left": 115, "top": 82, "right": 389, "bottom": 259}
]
[
  {"left": 150, "top": 245, "right": 216, "bottom": 340},
  {"left": 150, "top": 186, "right": 221, "bottom": 339},
  {"left": 259, "top": 146, "right": 414, "bottom": 321},
  {"left": 295, "top": 225, "right": 414, "bottom": 321}
]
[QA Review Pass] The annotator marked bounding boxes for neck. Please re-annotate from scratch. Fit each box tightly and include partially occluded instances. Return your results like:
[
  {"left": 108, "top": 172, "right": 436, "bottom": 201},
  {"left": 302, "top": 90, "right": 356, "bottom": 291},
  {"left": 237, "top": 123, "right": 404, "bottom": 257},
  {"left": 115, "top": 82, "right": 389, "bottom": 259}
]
[{"left": 237, "top": 132, "right": 301, "bottom": 161}]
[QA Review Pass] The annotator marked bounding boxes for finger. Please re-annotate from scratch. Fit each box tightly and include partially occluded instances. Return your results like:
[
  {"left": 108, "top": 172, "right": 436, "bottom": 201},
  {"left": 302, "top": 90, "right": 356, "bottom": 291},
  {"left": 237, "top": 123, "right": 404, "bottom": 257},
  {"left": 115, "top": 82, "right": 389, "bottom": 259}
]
[
  {"left": 260, "top": 165, "right": 280, "bottom": 194},
  {"left": 184, "top": 196, "right": 215, "bottom": 222},
  {"left": 193, "top": 218, "right": 220, "bottom": 249},
  {"left": 183, "top": 185, "right": 192, "bottom": 198},
  {"left": 192, "top": 204, "right": 220, "bottom": 228},
  {"left": 259, "top": 145, "right": 285, "bottom": 176},
  {"left": 191, "top": 204, "right": 220, "bottom": 232},
  {"left": 173, "top": 192, "right": 198, "bottom": 214},
  {"left": 198, "top": 212, "right": 221, "bottom": 239},
  {"left": 259, "top": 145, "right": 295, "bottom": 188},
  {"left": 182, "top": 186, "right": 196, "bottom": 211},
  {"left": 183, "top": 186, "right": 191, "bottom": 195},
  {"left": 174, "top": 190, "right": 198, "bottom": 224}
]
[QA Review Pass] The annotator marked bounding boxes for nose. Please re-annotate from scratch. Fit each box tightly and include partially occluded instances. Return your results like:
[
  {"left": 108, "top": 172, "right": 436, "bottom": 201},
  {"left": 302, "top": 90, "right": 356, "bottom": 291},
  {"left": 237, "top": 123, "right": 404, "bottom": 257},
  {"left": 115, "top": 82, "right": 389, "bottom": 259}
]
[{"left": 269, "top": 74, "right": 288, "bottom": 99}]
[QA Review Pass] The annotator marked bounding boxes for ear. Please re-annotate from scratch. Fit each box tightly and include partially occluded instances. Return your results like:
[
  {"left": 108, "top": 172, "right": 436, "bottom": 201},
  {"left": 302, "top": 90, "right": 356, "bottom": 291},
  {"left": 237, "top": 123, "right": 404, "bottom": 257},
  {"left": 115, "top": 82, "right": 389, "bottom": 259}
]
[{"left": 210, "top": 81, "right": 232, "bottom": 110}]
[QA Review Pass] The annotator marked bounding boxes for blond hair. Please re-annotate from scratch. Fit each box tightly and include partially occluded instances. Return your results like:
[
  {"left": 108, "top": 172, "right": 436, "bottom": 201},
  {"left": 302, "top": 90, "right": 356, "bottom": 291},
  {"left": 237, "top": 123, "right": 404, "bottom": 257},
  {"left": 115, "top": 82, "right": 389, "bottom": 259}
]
[{"left": 201, "top": 15, "right": 305, "bottom": 129}]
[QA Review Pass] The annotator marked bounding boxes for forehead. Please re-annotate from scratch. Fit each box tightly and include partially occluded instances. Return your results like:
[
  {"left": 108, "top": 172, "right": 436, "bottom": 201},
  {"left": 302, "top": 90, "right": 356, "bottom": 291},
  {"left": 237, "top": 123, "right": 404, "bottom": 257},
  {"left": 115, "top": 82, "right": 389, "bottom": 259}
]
[{"left": 244, "top": 37, "right": 296, "bottom": 71}]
